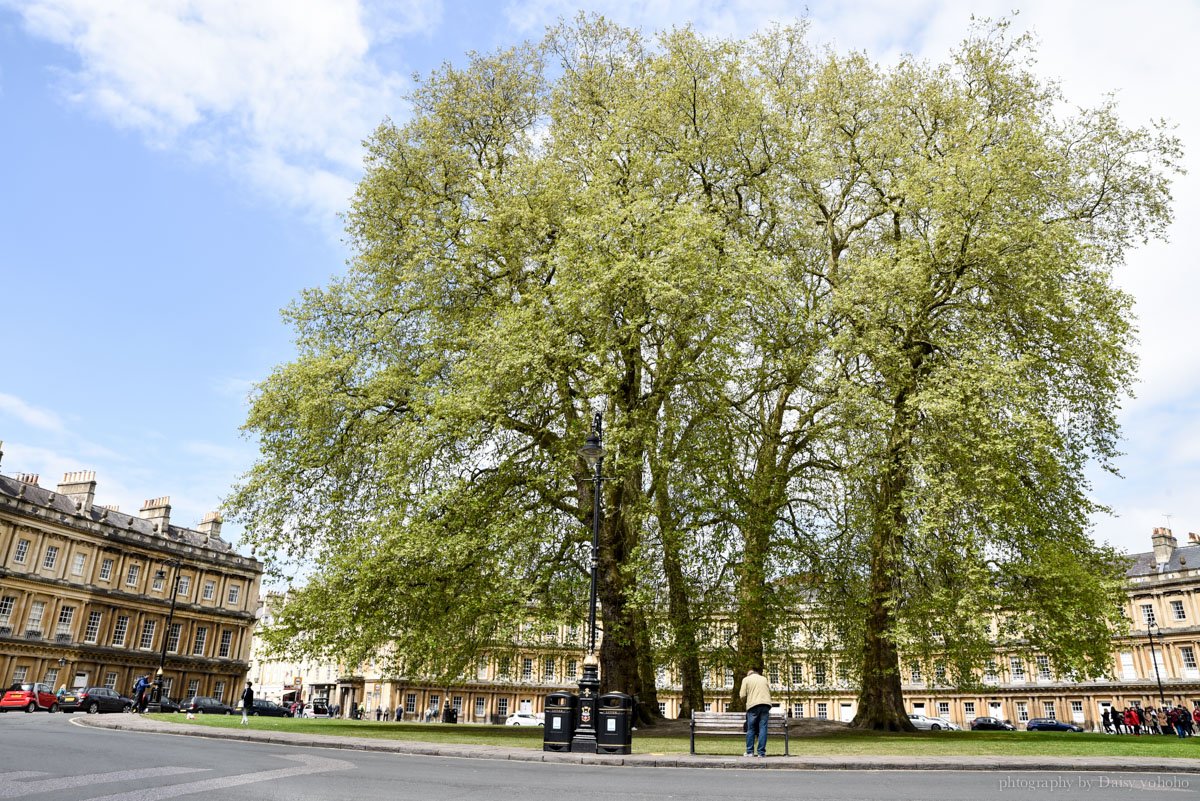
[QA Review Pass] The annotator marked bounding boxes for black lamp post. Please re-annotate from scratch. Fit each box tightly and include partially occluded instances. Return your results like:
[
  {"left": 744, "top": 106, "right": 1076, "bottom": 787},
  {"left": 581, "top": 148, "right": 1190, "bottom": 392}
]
[
  {"left": 1146, "top": 622, "right": 1168, "bottom": 710},
  {"left": 147, "top": 558, "right": 182, "bottom": 712},
  {"left": 570, "top": 412, "right": 605, "bottom": 753}
]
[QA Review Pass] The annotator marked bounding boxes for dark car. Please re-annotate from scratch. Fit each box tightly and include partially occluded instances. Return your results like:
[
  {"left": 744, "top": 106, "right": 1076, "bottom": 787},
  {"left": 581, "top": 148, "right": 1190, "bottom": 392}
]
[
  {"left": 182, "top": 695, "right": 234, "bottom": 715},
  {"left": 58, "top": 687, "right": 133, "bottom": 714},
  {"left": 249, "top": 699, "right": 290, "bottom": 717},
  {"left": 970, "top": 716, "right": 1016, "bottom": 731},
  {"left": 156, "top": 695, "right": 182, "bottom": 713},
  {"left": 1026, "top": 717, "right": 1084, "bottom": 732}
]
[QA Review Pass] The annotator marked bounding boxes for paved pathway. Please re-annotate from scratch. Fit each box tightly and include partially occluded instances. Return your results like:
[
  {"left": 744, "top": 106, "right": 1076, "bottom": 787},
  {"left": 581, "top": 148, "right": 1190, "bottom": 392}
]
[{"left": 77, "top": 714, "right": 1199, "bottom": 773}]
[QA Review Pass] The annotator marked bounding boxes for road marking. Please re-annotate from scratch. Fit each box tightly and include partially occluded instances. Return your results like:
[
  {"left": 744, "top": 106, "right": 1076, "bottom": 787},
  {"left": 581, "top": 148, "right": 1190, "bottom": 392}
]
[
  {"left": 84, "top": 754, "right": 354, "bottom": 801},
  {"left": 0, "top": 767, "right": 204, "bottom": 798},
  {"left": 0, "top": 774, "right": 42, "bottom": 782}
]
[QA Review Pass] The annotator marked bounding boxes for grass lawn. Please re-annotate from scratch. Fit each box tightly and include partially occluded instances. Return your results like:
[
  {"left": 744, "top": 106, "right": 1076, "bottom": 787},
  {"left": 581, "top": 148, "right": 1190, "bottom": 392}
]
[{"left": 146, "top": 715, "right": 1200, "bottom": 758}]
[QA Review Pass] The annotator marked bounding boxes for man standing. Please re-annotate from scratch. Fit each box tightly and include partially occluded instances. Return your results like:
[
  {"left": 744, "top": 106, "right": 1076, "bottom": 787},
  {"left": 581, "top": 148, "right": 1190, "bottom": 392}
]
[
  {"left": 739, "top": 667, "right": 773, "bottom": 757},
  {"left": 132, "top": 675, "right": 149, "bottom": 714},
  {"left": 240, "top": 681, "right": 254, "bottom": 725}
]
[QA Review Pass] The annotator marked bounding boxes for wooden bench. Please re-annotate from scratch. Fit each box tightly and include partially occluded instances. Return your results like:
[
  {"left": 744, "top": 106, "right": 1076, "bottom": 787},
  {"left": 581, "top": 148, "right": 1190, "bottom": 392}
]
[{"left": 690, "top": 710, "right": 790, "bottom": 755}]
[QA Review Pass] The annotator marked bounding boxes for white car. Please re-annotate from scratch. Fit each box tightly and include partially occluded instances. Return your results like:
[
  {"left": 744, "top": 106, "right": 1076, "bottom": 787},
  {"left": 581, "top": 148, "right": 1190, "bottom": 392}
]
[
  {"left": 301, "top": 702, "right": 333, "bottom": 718},
  {"left": 908, "top": 713, "right": 960, "bottom": 731},
  {"left": 505, "top": 711, "right": 544, "bottom": 726}
]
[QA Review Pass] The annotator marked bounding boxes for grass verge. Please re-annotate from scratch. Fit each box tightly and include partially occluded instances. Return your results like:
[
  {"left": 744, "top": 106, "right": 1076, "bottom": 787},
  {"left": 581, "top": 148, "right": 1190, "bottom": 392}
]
[{"left": 144, "top": 715, "right": 1200, "bottom": 758}]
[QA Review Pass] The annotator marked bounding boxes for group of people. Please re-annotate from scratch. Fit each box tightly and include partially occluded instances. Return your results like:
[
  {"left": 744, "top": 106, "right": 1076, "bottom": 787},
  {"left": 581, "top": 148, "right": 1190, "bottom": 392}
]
[{"left": 1102, "top": 704, "right": 1200, "bottom": 738}]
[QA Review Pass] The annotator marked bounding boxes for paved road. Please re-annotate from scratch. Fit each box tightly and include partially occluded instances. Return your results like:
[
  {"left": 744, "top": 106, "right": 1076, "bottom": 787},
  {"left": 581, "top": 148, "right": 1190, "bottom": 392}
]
[{"left": 0, "top": 712, "right": 1195, "bottom": 800}]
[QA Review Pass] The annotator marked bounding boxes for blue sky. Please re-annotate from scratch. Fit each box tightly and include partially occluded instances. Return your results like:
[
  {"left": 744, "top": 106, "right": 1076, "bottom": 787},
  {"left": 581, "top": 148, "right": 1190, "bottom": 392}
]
[{"left": 1, "top": 0, "right": 1197, "bottom": 560}]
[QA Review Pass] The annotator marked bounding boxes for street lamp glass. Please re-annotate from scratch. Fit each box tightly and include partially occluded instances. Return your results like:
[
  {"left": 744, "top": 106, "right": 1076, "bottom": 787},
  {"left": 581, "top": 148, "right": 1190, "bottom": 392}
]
[
  {"left": 578, "top": 434, "right": 605, "bottom": 470},
  {"left": 155, "top": 568, "right": 166, "bottom": 580}
]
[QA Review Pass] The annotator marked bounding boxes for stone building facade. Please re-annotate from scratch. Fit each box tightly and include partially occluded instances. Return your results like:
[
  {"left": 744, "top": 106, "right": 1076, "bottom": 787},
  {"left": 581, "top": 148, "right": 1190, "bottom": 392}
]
[
  {"left": 0, "top": 452, "right": 262, "bottom": 704},
  {"left": 251, "top": 527, "right": 1200, "bottom": 728}
]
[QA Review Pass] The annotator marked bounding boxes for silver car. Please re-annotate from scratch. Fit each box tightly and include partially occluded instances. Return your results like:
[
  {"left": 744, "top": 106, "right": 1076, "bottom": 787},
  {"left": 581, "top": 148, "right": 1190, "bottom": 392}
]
[{"left": 908, "top": 713, "right": 960, "bottom": 731}]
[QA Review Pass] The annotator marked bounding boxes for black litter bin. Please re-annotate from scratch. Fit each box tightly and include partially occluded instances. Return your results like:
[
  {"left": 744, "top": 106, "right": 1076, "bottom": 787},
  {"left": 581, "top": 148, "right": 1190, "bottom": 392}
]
[
  {"left": 543, "top": 691, "right": 577, "bottom": 752},
  {"left": 450, "top": 707, "right": 459, "bottom": 724},
  {"left": 596, "top": 692, "right": 634, "bottom": 755}
]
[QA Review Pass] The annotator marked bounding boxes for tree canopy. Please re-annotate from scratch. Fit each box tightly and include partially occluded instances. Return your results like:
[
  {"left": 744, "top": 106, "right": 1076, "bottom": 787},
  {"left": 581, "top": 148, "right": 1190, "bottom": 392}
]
[{"left": 229, "top": 15, "right": 1180, "bottom": 729}]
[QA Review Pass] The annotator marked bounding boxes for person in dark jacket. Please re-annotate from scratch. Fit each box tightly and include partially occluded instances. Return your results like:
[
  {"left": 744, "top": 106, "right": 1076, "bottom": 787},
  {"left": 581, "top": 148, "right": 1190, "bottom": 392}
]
[{"left": 240, "top": 681, "right": 254, "bottom": 725}]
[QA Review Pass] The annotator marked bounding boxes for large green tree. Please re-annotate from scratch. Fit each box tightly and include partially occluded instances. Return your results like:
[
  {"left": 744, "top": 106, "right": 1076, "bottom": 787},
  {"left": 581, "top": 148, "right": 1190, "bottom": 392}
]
[{"left": 230, "top": 17, "right": 1179, "bottom": 730}]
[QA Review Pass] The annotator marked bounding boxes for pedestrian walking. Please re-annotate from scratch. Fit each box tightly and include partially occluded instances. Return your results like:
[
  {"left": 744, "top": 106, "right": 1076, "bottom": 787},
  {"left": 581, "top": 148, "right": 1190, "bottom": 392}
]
[
  {"left": 739, "top": 667, "right": 773, "bottom": 757},
  {"left": 132, "top": 675, "right": 149, "bottom": 714},
  {"left": 240, "top": 681, "right": 254, "bottom": 725},
  {"left": 1101, "top": 708, "right": 1112, "bottom": 733}
]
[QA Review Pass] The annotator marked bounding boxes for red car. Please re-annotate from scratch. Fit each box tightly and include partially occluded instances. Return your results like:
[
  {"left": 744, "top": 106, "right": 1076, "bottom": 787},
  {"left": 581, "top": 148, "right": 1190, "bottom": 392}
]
[{"left": 0, "top": 682, "right": 59, "bottom": 712}]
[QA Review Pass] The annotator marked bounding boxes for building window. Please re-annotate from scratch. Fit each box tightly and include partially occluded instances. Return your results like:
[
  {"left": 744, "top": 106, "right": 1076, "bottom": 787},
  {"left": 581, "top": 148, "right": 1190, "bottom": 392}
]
[
  {"left": 1009, "top": 657, "right": 1026, "bottom": 683},
  {"left": 566, "top": 659, "right": 578, "bottom": 680},
  {"left": 1119, "top": 651, "right": 1136, "bottom": 679},
  {"left": 934, "top": 663, "right": 946, "bottom": 685},
  {"left": 983, "top": 661, "right": 998, "bottom": 684},
  {"left": 543, "top": 658, "right": 554, "bottom": 681},
  {"left": 452, "top": 695, "right": 463, "bottom": 712},
  {"left": 1016, "top": 702, "right": 1028, "bottom": 721},
  {"left": 0, "top": 596, "right": 15, "bottom": 625},
  {"left": 405, "top": 693, "right": 417, "bottom": 714},
  {"left": 55, "top": 606, "right": 75, "bottom": 636},
  {"left": 1036, "top": 655, "right": 1052, "bottom": 682},
  {"left": 792, "top": 703, "right": 805, "bottom": 718},
  {"left": 475, "top": 697, "right": 486, "bottom": 718},
  {"left": 497, "top": 698, "right": 509, "bottom": 717},
  {"left": 12, "top": 666, "right": 28, "bottom": 683},
  {"left": 192, "top": 627, "right": 208, "bottom": 656},
  {"left": 658, "top": 702, "right": 667, "bottom": 716},
  {"left": 27, "top": 601, "right": 46, "bottom": 634},
  {"left": 42, "top": 545, "right": 59, "bottom": 570},
  {"left": 227, "top": 585, "right": 241, "bottom": 605},
  {"left": 99, "top": 558, "right": 113, "bottom": 581},
  {"left": 14, "top": 539, "right": 30, "bottom": 563},
  {"left": 152, "top": 574, "right": 164, "bottom": 592},
  {"left": 44, "top": 668, "right": 59, "bottom": 687},
  {"left": 568, "top": 624, "right": 579, "bottom": 643},
  {"left": 202, "top": 581, "right": 216, "bottom": 601},
  {"left": 964, "top": 701, "right": 976, "bottom": 717},
  {"left": 218, "top": 630, "right": 233, "bottom": 658},
  {"left": 167, "top": 623, "right": 182, "bottom": 653},
  {"left": 72, "top": 553, "right": 87, "bottom": 576},
  {"left": 725, "top": 668, "right": 734, "bottom": 688},
  {"left": 139, "top": 620, "right": 156, "bottom": 650},
  {"left": 814, "top": 663, "right": 827, "bottom": 685},
  {"left": 162, "top": 678, "right": 174, "bottom": 697},
  {"left": 938, "top": 702, "right": 950, "bottom": 717},
  {"left": 703, "top": 702, "right": 712, "bottom": 712},
  {"left": 177, "top": 576, "right": 191, "bottom": 596},
  {"left": 817, "top": 702, "right": 828, "bottom": 720},
  {"left": 1071, "top": 700, "right": 1084, "bottom": 719},
  {"left": 104, "top": 672, "right": 118, "bottom": 690},
  {"left": 84, "top": 611, "right": 102, "bottom": 643},
  {"left": 521, "top": 658, "right": 533, "bottom": 681},
  {"left": 769, "top": 665, "right": 780, "bottom": 685},
  {"left": 1180, "top": 646, "right": 1198, "bottom": 678},
  {"left": 213, "top": 681, "right": 225, "bottom": 703},
  {"left": 1150, "top": 648, "right": 1164, "bottom": 676},
  {"left": 791, "top": 663, "right": 803, "bottom": 685},
  {"left": 1171, "top": 600, "right": 1186, "bottom": 621},
  {"left": 125, "top": 564, "right": 141, "bottom": 587},
  {"left": 1141, "top": 604, "right": 1156, "bottom": 627},
  {"left": 910, "top": 664, "right": 922, "bottom": 684},
  {"left": 111, "top": 615, "right": 129, "bottom": 646},
  {"left": 1043, "top": 702, "right": 1056, "bottom": 719},
  {"left": 187, "top": 679, "right": 200, "bottom": 698}
]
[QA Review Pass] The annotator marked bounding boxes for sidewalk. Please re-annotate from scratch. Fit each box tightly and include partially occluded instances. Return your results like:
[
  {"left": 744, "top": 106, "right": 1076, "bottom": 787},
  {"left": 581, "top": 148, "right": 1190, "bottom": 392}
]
[{"left": 77, "top": 715, "right": 1200, "bottom": 774}]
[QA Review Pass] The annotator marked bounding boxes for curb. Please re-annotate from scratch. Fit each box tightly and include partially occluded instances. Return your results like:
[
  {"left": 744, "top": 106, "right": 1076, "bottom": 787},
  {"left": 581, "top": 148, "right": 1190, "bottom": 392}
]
[{"left": 74, "top": 716, "right": 1200, "bottom": 774}]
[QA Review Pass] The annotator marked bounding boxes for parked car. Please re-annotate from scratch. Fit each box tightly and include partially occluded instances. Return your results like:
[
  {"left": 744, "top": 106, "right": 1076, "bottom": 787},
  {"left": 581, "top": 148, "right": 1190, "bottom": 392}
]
[
  {"left": 504, "top": 711, "right": 544, "bottom": 726},
  {"left": 970, "top": 716, "right": 1016, "bottom": 731},
  {"left": 182, "top": 696, "right": 234, "bottom": 715},
  {"left": 1025, "top": 717, "right": 1084, "bottom": 732},
  {"left": 58, "top": 687, "right": 133, "bottom": 714},
  {"left": 156, "top": 695, "right": 182, "bottom": 713},
  {"left": 248, "top": 699, "right": 291, "bottom": 717},
  {"left": 908, "top": 713, "right": 960, "bottom": 731},
  {"left": 0, "top": 682, "right": 59, "bottom": 713},
  {"left": 301, "top": 702, "right": 332, "bottom": 718}
]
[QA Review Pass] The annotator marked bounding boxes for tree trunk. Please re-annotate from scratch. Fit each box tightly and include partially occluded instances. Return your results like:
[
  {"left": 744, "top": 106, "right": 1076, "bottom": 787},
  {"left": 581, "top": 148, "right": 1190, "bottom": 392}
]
[
  {"left": 662, "top": 530, "right": 705, "bottom": 718},
  {"left": 852, "top": 387, "right": 917, "bottom": 732}
]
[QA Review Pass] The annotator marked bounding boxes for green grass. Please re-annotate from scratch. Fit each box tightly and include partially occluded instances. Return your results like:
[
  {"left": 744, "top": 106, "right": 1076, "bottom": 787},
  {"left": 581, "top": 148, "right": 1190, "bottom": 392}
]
[{"left": 146, "top": 715, "right": 1200, "bottom": 758}]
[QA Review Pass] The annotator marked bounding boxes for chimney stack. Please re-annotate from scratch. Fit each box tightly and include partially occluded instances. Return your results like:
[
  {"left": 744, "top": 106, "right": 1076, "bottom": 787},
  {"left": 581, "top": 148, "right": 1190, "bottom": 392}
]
[
  {"left": 139, "top": 496, "right": 171, "bottom": 533},
  {"left": 196, "top": 511, "right": 223, "bottom": 540},
  {"left": 1189, "top": 532, "right": 1200, "bottom": 545},
  {"left": 0, "top": 439, "right": 4, "bottom": 468},
  {"left": 58, "top": 471, "right": 97, "bottom": 512},
  {"left": 1152, "top": 527, "right": 1178, "bottom": 566},
  {"left": 15, "top": 473, "right": 40, "bottom": 486}
]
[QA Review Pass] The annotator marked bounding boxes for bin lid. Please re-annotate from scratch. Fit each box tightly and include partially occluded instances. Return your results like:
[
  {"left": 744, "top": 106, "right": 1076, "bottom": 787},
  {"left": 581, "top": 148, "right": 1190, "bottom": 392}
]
[
  {"left": 546, "top": 691, "right": 578, "bottom": 704},
  {"left": 599, "top": 692, "right": 632, "bottom": 707}
]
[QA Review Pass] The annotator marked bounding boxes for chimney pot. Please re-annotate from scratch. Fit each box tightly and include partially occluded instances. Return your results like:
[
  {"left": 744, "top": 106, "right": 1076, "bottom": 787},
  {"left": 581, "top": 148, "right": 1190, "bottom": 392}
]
[
  {"left": 1152, "top": 527, "right": 1178, "bottom": 566},
  {"left": 58, "top": 470, "right": 97, "bottom": 513}
]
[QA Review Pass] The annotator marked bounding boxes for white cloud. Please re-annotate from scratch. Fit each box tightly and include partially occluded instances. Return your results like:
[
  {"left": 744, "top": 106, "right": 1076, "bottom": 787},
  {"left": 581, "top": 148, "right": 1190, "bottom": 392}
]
[
  {"left": 0, "top": 392, "right": 66, "bottom": 432},
  {"left": 6, "top": 0, "right": 433, "bottom": 221}
]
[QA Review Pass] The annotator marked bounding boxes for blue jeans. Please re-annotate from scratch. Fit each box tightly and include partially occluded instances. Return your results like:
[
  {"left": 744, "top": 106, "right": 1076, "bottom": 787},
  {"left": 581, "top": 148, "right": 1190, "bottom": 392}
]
[{"left": 746, "top": 704, "right": 770, "bottom": 755}]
